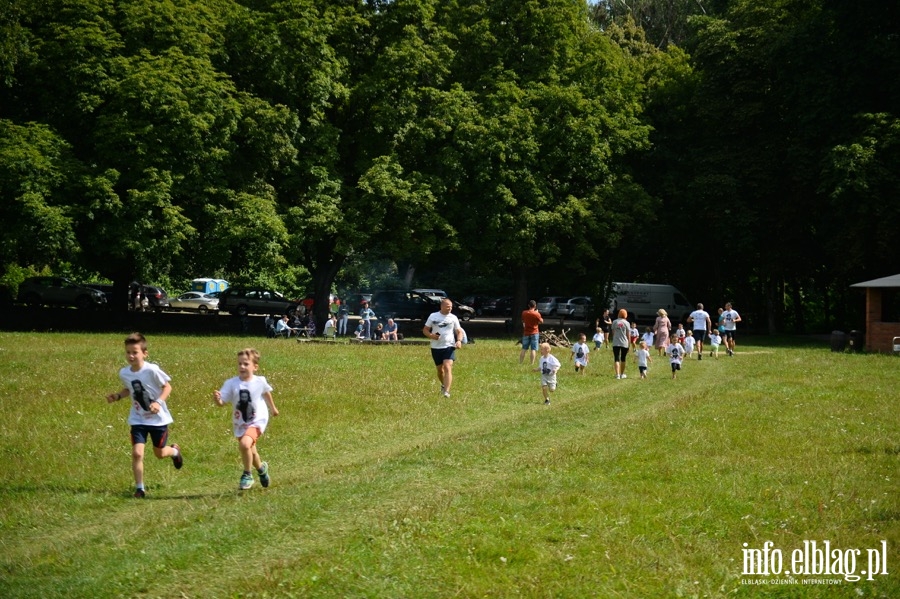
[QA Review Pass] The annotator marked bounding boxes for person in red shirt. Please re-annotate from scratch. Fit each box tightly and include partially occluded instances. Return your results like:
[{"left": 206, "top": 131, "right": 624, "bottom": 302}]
[{"left": 519, "top": 299, "right": 544, "bottom": 365}]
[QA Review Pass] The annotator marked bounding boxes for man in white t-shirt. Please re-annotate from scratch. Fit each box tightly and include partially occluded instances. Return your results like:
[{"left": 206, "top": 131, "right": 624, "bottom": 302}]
[
  {"left": 722, "top": 302, "right": 741, "bottom": 356},
  {"left": 422, "top": 298, "right": 463, "bottom": 398},
  {"left": 687, "top": 303, "right": 711, "bottom": 360}
]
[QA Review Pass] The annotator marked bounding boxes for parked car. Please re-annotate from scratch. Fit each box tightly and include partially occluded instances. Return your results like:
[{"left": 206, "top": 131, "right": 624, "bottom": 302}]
[
  {"left": 461, "top": 295, "right": 491, "bottom": 316},
  {"left": 217, "top": 286, "right": 299, "bottom": 317},
  {"left": 18, "top": 276, "right": 108, "bottom": 309},
  {"left": 370, "top": 290, "right": 435, "bottom": 321},
  {"left": 343, "top": 292, "right": 372, "bottom": 311},
  {"left": 86, "top": 283, "right": 115, "bottom": 305},
  {"left": 168, "top": 291, "right": 219, "bottom": 314},
  {"left": 480, "top": 296, "right": 513, "bottom": 316},
  {"left": 412, "top": 288, "right": 448, "bottom": 301},
  {"left": 450, "top": 299, "right": 475, "bottom": 322},
  {"left": 536, "top": 296, "right": 568, "bottom": 316},
  {"left": 561, "top": 296, "right": 593, "bottom": 320},
  {"left": 139, "top": 285, "right": 170, "bottom": 312}
]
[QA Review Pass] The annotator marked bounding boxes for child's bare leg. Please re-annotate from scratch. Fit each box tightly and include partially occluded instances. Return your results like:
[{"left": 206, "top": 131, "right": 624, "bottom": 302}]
[
  {"left": 152, "top": 445, "right": 176, "bottom": 459},
  {"left": 239, "top": 435, "right": 255, "bottom": 471},
  {"left": 132, "top": 443, "right": 145, "bottom": 487}
]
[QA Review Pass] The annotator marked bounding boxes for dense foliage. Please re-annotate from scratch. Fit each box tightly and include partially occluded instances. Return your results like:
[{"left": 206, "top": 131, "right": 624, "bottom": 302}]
[{"left": 1, "top": 0, "right": 897, "bottom": 332}]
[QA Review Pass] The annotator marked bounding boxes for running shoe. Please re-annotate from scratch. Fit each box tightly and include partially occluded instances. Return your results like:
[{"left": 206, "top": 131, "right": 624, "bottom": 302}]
[
  {"left": 170, "top": 444, "right": 183, "bottom": 469},
  {"left": 239, "top": 472, "right": 254, "bottom": 490},
  {"left": 258, "top": 462, "right": 270, "bottom": 488}
]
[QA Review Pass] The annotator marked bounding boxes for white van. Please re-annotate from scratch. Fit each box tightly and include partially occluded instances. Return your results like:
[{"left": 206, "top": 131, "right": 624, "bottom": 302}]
[{"left": 609, "top": 282, "right": 692, "bottom": 326}]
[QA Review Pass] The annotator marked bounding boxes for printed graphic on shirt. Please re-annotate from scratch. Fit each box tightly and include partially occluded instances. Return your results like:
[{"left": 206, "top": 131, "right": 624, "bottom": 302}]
[
  {"left": 236, "top": 388, "right": 255, "bottom": 423},
  {"left": 131, "top": 379, "right": 152, "bottom": 411}
]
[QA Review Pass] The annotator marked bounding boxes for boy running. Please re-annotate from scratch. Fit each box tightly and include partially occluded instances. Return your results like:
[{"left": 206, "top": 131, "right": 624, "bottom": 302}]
[
  {"left": 214, "top": 348, "right": 280, "bottom": 490},
  {"left": 106, "top": 332, "right": 183, "bottom": 498},
  {"left": 535, "top": 343, "right": 561, "bottom": 405},
  {"left": 571, "top": 333, "right": 590, "bottom": 374}
]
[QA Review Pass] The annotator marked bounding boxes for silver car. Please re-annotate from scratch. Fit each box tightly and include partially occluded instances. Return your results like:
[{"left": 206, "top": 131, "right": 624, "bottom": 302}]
[
  {"left": 562, "top": 296, "right": 594, "bottom": 319},
  {"left": 169, "top": 291, "right": 219, "bottom": 314},
  {"left": 536, "top": 296, "right": 568, "bottom": 316}
]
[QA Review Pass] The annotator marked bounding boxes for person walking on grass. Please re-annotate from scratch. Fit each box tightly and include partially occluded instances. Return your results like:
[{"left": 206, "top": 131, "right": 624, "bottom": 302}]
[
  {"left": 571, "top": 333, "right": 590, "bottom": 374},
  {"left": 666, "top": 337, "right": 685, "bottom": 380},
  {"left": 520, "top": 299, "right": 544, "bottom": 365},
  {"left": 214, "top": 348, "right": 280, "bottom": 490},
  {"left": 423, "top": 298, "right": 463, "bottom": 398},
  {"left": 687, "top": 302, "right": 711, "bottom": 360},
  {"left": 635, "top": 340, "right": 652, "bottom": 379},
  {"left": 611, "top": 309, "right": 631, "bottom": 379},
  {"left": 106, "top": 332, "right": 183, "bottom": 498},
  {"left": 535, "top": 342, "right": 561, "bottom": 405},
  {"left": 722, "top": 302, "right": 742, "bottom": 356}
]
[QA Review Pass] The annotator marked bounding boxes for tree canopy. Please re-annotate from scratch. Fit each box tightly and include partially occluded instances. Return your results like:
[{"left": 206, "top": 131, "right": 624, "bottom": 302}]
[{"left": 1, "top": 0, "right": 897, "bottom": 332}]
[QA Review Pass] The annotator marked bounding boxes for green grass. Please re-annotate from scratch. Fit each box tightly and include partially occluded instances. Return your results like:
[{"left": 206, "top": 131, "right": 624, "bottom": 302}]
[{"left": 0, "top": 332, "right": 897, "bottom": 598}]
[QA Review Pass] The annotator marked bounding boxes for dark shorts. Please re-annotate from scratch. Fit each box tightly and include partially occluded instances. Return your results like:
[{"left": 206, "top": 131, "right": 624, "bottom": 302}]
[
  {"left": 613, "top": 346, "right": 629, "bottom": 362},
  {"left": 130, "top": 425, "right": 169, "bottom": 448},
  {"left": 521, "top": 334, "right": 539, "bottom": 351},
  {"left": 431, "top": 347, "right": 457, "bottom": 366},
  {"left": 692, "top": 329, "right": 707, "bottom": 344},
  {"left": 671, "top": 363, "right": 681, "bottom": 372},
  {"left": 639, "top": 366, "right": 648, "bottom": 374},
  {"left": 723, "top": 330, "right": 736, "bottom": 340}
]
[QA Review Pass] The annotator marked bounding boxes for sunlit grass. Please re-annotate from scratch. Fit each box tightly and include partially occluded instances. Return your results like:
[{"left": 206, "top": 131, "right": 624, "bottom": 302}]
[{"left": 0, "top": 332, "right": 897, "bottom": 598}]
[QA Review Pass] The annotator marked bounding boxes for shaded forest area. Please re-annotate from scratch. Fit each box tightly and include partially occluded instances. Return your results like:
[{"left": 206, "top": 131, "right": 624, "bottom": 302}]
[{"left": 2, "top": 0, "right": 898, "bottom": 333}]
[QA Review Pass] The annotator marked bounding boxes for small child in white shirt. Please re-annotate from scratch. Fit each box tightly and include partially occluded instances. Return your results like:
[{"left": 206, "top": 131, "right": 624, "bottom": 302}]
[
  {"left": 682, "top": 330, "right": 696, "bottom": 357},
  {"left": 571, "top": 333, "right": 590, "bottom": 374},
  {"left": 641, "top": 327, "right": 654, "bottom": 350},
  {"left": 635, "top": 341, "right": 652, "bottom": 379},
  {"left": 592, "top": 327, "right": 604, "bottom": 351},
  {"left": 535, "top": 343, "right": 561, "bottom": 405},
  {"left": 666, "top": 340, "right": 685, "bottom": 379},
  {"left": 709, "top": 331, "right": 722, "bottom": 358}
]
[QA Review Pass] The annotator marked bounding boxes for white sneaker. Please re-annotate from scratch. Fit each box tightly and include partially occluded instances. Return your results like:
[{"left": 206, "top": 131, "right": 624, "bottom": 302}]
[
  {"left": 621, "top": 373, "right": 627, "bottom": 379},
  {"left": 615, "top": 374, "right": 621, "bottom": 379},
  {"left": 442, "top": 390, "right": 451, "bottom": 398}
]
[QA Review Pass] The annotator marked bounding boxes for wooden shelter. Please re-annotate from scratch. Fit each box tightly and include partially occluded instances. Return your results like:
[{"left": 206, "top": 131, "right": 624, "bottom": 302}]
[{"left": 850, "top": 274, "right": 900, "bottom": 353}]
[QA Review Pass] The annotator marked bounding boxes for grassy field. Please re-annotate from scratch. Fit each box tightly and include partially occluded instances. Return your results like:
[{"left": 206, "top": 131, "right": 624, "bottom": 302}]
[{"left": 0, "top": 331, "right": 897, "bottom": 598}]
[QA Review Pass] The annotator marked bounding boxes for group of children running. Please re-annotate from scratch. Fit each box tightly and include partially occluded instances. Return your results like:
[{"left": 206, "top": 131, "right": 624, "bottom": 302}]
[
  {"left": 535, "top": 315, "right": 731, "bottom": 404},
  {"left": 106, "top": 332, "right": 279, "bottom": 498}
]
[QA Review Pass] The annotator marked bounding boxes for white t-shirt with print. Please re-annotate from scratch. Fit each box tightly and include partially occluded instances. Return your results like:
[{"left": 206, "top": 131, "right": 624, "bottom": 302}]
[
  {"left": 723, "top": 309, "right": 740, "bottom": 331},
  {"left": 571, "top": 342, "right": 589, "bottom": 366},
  {"left": 119, "top": 362, "right": 173, "bottom": 427},
  {"left": 218, "top": 375, "right": 273, "bottom": 438},
  {"left": 425, "top": 311, "right": 461, "bottom": 349},
  {"left": 539, "top": 353, "right": 561, "bottom": 386},
  {"left": 666, "top": 343, "right": 685, "bottom": 365}
]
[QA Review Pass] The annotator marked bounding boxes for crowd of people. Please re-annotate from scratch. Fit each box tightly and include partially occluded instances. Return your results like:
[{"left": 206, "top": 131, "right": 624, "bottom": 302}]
[{"left": 580, "top": 302, "right": 741, "bottom": 379}]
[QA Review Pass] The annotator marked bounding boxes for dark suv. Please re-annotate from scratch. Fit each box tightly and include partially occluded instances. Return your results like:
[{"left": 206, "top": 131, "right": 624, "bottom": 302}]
[
  {"left": 140, "top": 285, "right": 170, "bottom": 312},
  {"left": 371, "top": 290, "right": 436, "bottom": 321},
  {"left": 371, "top": 290, "right": 474, "bottom": 322},
  {"left": 18, "top": 276, "right": 108, "bottom": 309},
  {"left": 218, "top": 287, "right": 299, "bottom": 317}
]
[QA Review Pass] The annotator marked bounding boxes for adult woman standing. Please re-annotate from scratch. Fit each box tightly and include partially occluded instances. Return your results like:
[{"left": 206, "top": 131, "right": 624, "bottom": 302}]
[
  {"left": 653, "top": 308, "right": 672, "bottom": 356},
  {"left": 611, "top": 309, "right": 631, "bottom": 379}
]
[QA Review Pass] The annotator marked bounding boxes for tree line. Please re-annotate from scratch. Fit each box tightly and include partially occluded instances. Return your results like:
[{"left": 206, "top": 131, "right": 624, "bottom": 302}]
[{"left": 2, "top": 0, "right": 898, "bottom": 333}]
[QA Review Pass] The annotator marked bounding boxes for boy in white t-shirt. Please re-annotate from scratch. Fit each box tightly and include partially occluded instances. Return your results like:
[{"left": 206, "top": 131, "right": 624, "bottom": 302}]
[
  {"left": 214, "top": 348, "right": 280, "bottom": 490},
  {"left": 666, "top": 339, "right": 685, "bottom": 379},
  {"left": 635, "top": 341, "right": 652, "bottom": 379},
  {"left": 571, "top": 333, "right": 590, "bottom": 374},
  {"left": 106, "top": 332, "right": 183, "bottom": 498},
  {"left": 592, "top": 327, "right": 604, "bottom": 351},
  {"left": 535, "top": 343, "right": 561, "bottom": 405}
]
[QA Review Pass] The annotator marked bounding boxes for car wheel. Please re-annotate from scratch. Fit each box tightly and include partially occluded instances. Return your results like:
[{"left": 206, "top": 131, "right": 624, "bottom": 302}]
[
  {"left": 198, "top": 305, "right": 208, "bottom": 314},
  {"left": 460, "top": 312, "right": 471, "bottom": 322},
  {"left": 236, "top": 304, "right": 249, "bottom": 317},
  {"left": 76, "top": 295, "right": 93, "bottom": 310}
]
